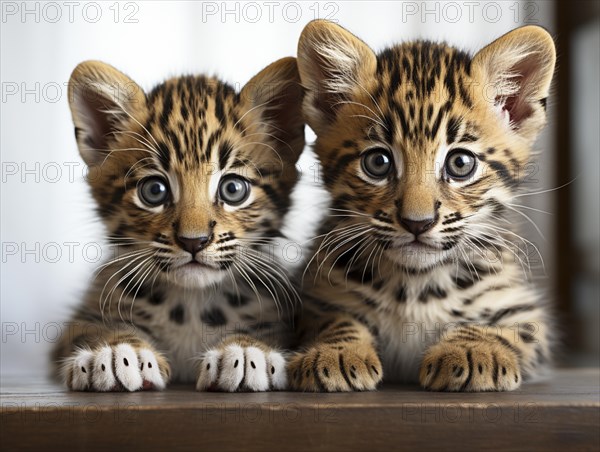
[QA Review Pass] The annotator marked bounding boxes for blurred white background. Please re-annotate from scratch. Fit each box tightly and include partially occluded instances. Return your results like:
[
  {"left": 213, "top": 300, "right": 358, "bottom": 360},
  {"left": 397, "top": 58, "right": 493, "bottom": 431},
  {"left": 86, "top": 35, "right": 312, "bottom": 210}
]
[{"left": 3, "top": 1, "right": 595, "bottom": 378}]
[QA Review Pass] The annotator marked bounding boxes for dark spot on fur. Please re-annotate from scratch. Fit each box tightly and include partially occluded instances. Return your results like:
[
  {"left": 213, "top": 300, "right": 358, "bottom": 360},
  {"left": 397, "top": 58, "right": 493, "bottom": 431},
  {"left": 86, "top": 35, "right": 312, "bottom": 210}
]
[
  {"left": 227, "top": 293, "right": 250, "bottom": 307},
  {"left": 169, "top": 305, "right": 185, "bottom": 325},
  {"left": 148, "top": 292, "right": 164, "bottom": 305},
  {"left": 201, "top": 307, "right": 227, "bottom": 326}
]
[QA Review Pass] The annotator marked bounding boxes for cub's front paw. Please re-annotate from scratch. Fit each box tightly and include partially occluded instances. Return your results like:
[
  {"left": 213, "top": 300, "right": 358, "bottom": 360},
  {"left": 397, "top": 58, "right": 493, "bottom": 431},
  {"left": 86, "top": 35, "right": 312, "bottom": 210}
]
[
  {"left": 196, "top": 343, "right": 287, "bottom": 392},
  {"left": 289, "top": 344, "right": 382, "bottom": 392},
  {"left": 63, "top": 343, "right": 170, "bottom": 392},
  {"left": 419, "top": 340, "right": 521, "bottom": 392}
]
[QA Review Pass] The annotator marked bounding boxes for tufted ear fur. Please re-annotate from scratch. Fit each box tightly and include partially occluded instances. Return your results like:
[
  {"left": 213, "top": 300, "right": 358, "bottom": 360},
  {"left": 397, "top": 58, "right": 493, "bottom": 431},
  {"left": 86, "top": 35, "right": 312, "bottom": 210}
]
[
  {"left": 239, "top": 57, "right": 305, "bottom": 166},
  {"left": 472, "top": 25, "right": 556, "bottom": 144},
  {"left": 68, "top": 61, "right": 147, "bottom": 166},
  {"left": 297, "top": 20, "right": 377, "bottom": 135}
]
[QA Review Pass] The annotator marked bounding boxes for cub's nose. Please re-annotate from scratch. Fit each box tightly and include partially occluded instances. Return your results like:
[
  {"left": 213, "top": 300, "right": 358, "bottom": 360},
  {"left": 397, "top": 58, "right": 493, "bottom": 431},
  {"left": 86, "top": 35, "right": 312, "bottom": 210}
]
[
  {"left": 399, "top": 217, "right": 436, "bottom": 236},
  {"left": 176, "top": 235, "right": 212, "bottom": 255}
]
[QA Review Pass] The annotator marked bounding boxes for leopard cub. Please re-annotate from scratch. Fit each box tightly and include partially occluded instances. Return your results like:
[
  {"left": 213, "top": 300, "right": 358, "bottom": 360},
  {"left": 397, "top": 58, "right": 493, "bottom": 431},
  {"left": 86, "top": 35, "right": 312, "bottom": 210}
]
[
  {"left": 54, "top": 58, "right": 304, "bottom": 392},
  {"left": 290, "top": 21, "right": 555, "bottom": 392}
]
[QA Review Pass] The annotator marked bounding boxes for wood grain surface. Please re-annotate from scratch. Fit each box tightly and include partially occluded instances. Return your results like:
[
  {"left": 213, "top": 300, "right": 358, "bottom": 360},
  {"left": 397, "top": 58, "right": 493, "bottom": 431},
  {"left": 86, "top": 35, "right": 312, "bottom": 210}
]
[{"left": 1, "top": 368, "right": 599, "bottom": 451}]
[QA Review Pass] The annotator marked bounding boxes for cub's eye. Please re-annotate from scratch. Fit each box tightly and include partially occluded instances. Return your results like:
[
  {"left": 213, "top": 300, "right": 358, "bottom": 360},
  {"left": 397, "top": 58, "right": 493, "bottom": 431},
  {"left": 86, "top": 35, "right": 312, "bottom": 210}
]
[
  {"left": 445, "top": 149, "right": 477, "bottom": 180},
  {"left": 361, "top": 148, "right": 393, "bottom": 179},
  {"left": 219, "top": 176, "right": 250, "bottom": 206},
  {"left": 139, "top": 177, "right": 169, "bottom": 206}
]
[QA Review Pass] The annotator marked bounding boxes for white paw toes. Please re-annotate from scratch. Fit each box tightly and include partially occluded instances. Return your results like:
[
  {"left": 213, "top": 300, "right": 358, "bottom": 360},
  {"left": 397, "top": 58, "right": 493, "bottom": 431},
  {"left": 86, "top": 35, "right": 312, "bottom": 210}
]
[
  {"left": 196, "top": 349, "right": 221, "bottom": 391},
  {"left": 70, "top": 349, "right": 94, "bottom": 390},
  {"left": 219, "top": 345, "right": 246, "bottom": 392},
  {"left": 267, "top": 351, "right": 287, "bottom": 390},
  {"left": 196, "top": 345, "right": 287, "bottom": 392},
  {"left": 65, "top": 344, "right": 166, "bottom": 392},
  {"left": 244, "top": 346, "right": 269, "bottom": 391},
  {"left": 138, "top": 348, "right": 165, "bottom": 390},
  {"left": 113, "top": 344, "right": 143, "bottom": 391},
  {"left": 91, "top": 346, "right": 116, "bottom": 391}
]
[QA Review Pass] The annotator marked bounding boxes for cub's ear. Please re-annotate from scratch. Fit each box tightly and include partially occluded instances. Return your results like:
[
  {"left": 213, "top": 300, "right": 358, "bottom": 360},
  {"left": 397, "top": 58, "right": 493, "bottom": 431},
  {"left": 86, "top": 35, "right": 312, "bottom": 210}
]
[
  {"left": 239, "top": 57, "right": 305, "bottom": 165},
  {"left": 472, "top": 25, "right": 556, "bottom": 144},
  {"left": 297, "top": 20, "right": 377, "bottom": 134},
  {"left": 68, "top": 61, "right": 146, "bottom": 166}
]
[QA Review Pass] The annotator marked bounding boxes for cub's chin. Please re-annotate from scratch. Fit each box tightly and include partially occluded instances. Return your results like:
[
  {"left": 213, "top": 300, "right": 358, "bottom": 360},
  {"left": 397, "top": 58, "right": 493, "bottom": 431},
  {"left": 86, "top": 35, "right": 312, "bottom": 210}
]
[
  {"left": 386, "top": 243, "right": 454, "bottom": 271},
  {"left": 164, "top": 262, "right": 228, "bottom": 290}
]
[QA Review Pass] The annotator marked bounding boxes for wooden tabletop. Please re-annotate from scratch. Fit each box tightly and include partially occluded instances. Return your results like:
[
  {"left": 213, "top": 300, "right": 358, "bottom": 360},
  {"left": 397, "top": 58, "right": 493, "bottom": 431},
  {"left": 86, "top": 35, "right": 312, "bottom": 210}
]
[{"left": 2, "top": 368, "right": 599, "bottom": 451}]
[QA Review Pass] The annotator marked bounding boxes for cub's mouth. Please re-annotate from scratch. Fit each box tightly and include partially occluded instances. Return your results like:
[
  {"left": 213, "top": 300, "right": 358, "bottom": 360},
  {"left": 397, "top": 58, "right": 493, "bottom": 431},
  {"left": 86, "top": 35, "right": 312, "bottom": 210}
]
[
  {"left": 177, "top": 257, "right": 222, "bottom": 272},
  {"left": 182, "top": 260, "right": 213, "bottom": 269},
  {"left": 403, "top": 240, "right": 439, "bottom": 250},
  {"left": 167, "top": 258, "right": 227, "bottom": 289},
  {"left": 388, "top": 237, "right": 443, "bottom": 252}
]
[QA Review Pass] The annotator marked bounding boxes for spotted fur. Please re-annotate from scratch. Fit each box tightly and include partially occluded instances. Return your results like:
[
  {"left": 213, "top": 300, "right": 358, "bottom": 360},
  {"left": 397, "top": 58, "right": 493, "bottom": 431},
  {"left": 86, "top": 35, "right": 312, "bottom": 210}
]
[
  {"left": 54, "top": 58, "right": 305, "bottom": 391},
  {"left": 290, "top": 21, "right": 556, "bottom": 392}
]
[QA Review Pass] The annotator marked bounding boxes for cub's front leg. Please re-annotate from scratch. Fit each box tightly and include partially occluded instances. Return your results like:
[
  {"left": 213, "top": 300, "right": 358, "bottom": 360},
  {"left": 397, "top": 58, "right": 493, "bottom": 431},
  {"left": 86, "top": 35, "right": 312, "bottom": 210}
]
[
  {"left": 55, "top": 322, "right": 170, "bottom": 392},
  {"left": 288, "top": 314, "right": 383, "bottom": 392},
  {"left": 196, "top": 335, "right": 288, "bottom": 392}
]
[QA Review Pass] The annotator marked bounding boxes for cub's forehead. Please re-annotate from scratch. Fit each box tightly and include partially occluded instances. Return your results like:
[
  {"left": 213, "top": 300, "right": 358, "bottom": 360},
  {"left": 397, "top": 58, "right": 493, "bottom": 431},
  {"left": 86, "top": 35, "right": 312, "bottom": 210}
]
[
  {"left": 128, "top": 74, "right": 295, "bottom": 179},
  {"left": 376, "top": 41, "right": 472, "bottom": 80},
  {"left": 135, "top": 76, "right": 246, "bottom": 174},
  {"left": 145, "top": 75, "right": 240, "bottom": 119},
  {"left": 373, "top": 41, "right": 475, "bottom": 110},
  {"left": 348, "top": 41, "right": 482, "bottom": 149}
]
